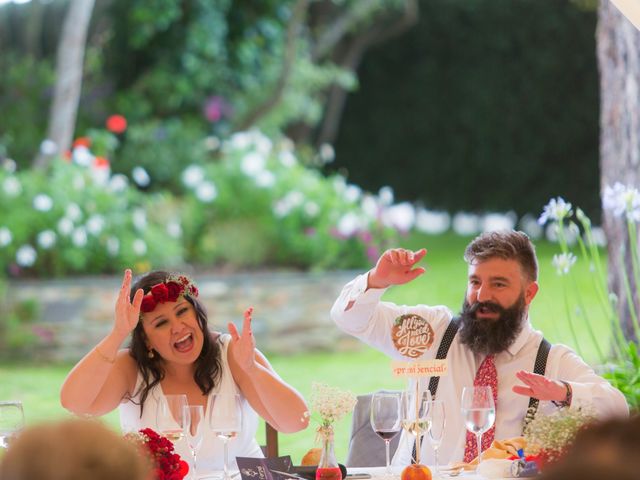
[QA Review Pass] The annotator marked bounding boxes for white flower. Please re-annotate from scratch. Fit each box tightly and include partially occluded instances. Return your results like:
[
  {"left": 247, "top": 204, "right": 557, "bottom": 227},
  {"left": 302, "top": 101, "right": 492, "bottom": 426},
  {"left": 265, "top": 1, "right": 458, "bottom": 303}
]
[
  {"left": 39, "top": 139, "right": 58, "bottom": 156},
  {"left": 72, "top": 145, "right": 93, "bottom": 167},
  {"left": 603, "top": 182, "right": 640, "bottom": 222},
  {"left": 590, "top": 226, "right": 607, "bottom": 247},
  {"left": 279, "top": 150, "right": 297, "bottom": 168},
  {"left": 182, "top": 165, "right": 205, "bottom": 188},
  {"left": 519, "top": 214, "right": 543, "bottom": 240},
  {"left": 133, "top": 238, "right": 147, "bottom": 256},
  {"left": 452, "top": 212, "right": 481, "bottom": 236},
  {"left": 2, "top": 177, "right": 22, "bottom": 197},
  {"left": 336, "top": 212, "right": 362, "bottom": 237},
  {"left": 415, "top": 209, "right": 450, "bottom": 235},
  {"left": 204, "top": 136, "right": 221, "bottom": 151},
  {"left": 304, "top": 202, "right": 320, "bottom": 218},
  {"left": 378, "top": 186, "right": 394, "bottom": 206},
  {"left": 241, "top": 152, "right": 266, "bottom": 177},
  {"left": 132, "top": 166, "right": 151, "bottom": 187},
  {"left": 310, "top": 383, "right": 357, "bottom": 426},
  {"left": 106, "top": 237, "right": 120, "bottom": 256},
  {"left": 0, "top": 227, "right": 12, "bottom": 247},
  {"left": 109, "top": 174, "right": 129, "bottom": 193},
  {"left": 319, "top": 143, "right": 335, "bottom": 164},
  {"left": 86, "top": 214, "right": 105, "bottom": 235},
  {"left": 57, "top": 217, "right": 74, "bottom": 236},
  {"left": 344, "top": 184, "right": 362, "bottom": 203},
  {"left": 132, "top": 208, "right": 147, "bottom": 231},
  {"left": 253, "top": 131, "right": 273, "bottom": 156},
  {"left": 255, "top": 170, "right": 276, "bottom": 188},
  {"left": 228, "top": 131, "right": 252, "bottom": 150},
  {"left": 361, "top": 195, "right": 379, "bottom": 219},
  {"left": 538, "top": 197, "right": 573, "bottom": 225},
  {"left": 37, "top": 230, "right": 56, "bottom": 249},
  {"left": 552, "top": 253, "right": 577, "bottom": 275},
  {"left": 382, "top": 202, "right": 416, "bottom": 232},
  {"left": 33, "top": 194, "right": 53, "bottom": 212},
  {"left": 16, "top": 244, "right": 37, "bottom": 267},
  {"left": 481, "top": 212, "right": 517, "bottom": 232},
  {"left": 66, "top": 203, "right": 83, "bottom": 222},
  {"left": 196, "top": 181, "right": 218, "bottom": 203},
  {"left": 72, "top": 227, "right": 88, "bottom": 247},
  {"left": 166, "top": 220, "right": 182, "bottom": 238}
]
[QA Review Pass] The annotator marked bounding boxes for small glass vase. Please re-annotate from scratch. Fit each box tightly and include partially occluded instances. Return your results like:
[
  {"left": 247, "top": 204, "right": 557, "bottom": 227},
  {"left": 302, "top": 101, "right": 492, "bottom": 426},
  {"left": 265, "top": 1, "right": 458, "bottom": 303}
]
[{"left": 315, "top": 426, "right": 342, "bottom": 480}]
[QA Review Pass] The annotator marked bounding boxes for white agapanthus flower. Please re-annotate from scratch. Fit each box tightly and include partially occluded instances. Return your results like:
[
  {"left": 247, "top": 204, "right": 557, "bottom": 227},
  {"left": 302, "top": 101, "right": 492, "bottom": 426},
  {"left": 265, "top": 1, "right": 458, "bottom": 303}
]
[
  {"left": 538, "top": 197, "right": 573, "bottom": 225},
  {"left": 552, "top": 252, "right": 577, "bottom": 275},
  {"left": 132, "top": 166, "right": 151, "bottom": 187},
  {"left": 255, "top": 170, "right": 276, "bottom": 188},
  {"left": 590, "top": 226, "right": 607, "bottom": 247},
  {"left": 304, "top": 202, "right": 320, "bottom": 218},
  {"left": 66, "top": 203, "right": 83, "bottom": 222},
  {"left": 519, "top": 214, "right": 544, "bottom": 239},
  {"left": 106, "top": 237, "right": 120, "bottom": 256},
  {"left": 382, "top": 202, "right": 416, "bottom": 232},
  {"left": 37, "top": 230, "right": 57, "bottom": 249},
  {"left": 319, "top": 143, "right": 335, "bottom": 164},
  {"left": 415, "top": 209, "right": 451, "bottom": 235},
  {"left": 195, "top": 181, "right": 218, "bottom": 203},
  {"left": 0, "top": 227, "right": 12, "bottom": 247},
  {"left": 203, "top": 135, "right": 221, "bottom": 151},
  {"left": 333, "top": 176, "right": 347, "bottom": 194},
  {"left": 72, "top": 227, "right": 88, "bottom": 247},
  {"left": 482, "top": 212, "right": 517, "bottom": 232},
  {"left": 109, "top": 174, "right": 129, "bottom": 193},
  {"left": 452, "top": 212, "right": 481, "bottom": 236},
  {"left": 33, "top": 193, "right": 53, "bottom": 212},
  {"left": 2, "top": 176, "right": 22, "bottom": 197},
  {"left": 241, "top": 152, "right": 266, "bottom": 176},
  {"left": 278, "top": 150, "right": 297, "bottom": 168},
  {"left": 72, "top": 145, "right": 94, "bottom": 167},
  {"left": 336, "top": 212, "right": 362, "bottom": 237},
  {"left": 86, "top": 214, "right": 105, "bottom": 235},
  {"left": 344, "top": 184, "right": 362, "bottom": 203},
  {"left": 182, "top": 165, "right": 205, "bottom": 188},
  {"left": 133, "top": 238, "right": 147, "bottom": 256},
  {"left": 361, "top": 194, "right": 379, "bottom": 219},
  {"left": 57, "top": 217, "right": 74, "bottom": 236},
  {"left": 16, "top": 244, "right": 37, "bottom": 267},
  {"left": 132, "top": 208, "right": 147, "bottom": 231},
  {"left": 603, "top": 182, "right": 640, "bottom": 222},
  {"left": 253, "top": 131, "right": 273, "bottom": 156},
  {"left": 378, "top": 186, "right": 394, "bottom": 206},
  {"left": 39, "top": 139, "right": 58, "bottom": 156},
  {"left": 228, "top": 131, "right": 252, "bottom": 150},
  {"left": 166, "top": 220, "right": 182, "bottom": 238}
]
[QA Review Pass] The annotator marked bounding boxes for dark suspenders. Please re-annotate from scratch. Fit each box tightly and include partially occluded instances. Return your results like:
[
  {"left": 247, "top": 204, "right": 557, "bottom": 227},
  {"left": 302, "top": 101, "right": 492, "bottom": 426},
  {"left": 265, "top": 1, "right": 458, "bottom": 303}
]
[{"left": 411, "top": 317, "right": 551, "bottom": 462}]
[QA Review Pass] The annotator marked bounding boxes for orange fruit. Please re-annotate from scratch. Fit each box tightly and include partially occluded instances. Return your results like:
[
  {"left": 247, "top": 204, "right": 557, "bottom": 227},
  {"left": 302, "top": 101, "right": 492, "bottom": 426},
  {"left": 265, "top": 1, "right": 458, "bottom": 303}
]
[{"left": 401, "top": 464, "right": 432, "bottom": 480}]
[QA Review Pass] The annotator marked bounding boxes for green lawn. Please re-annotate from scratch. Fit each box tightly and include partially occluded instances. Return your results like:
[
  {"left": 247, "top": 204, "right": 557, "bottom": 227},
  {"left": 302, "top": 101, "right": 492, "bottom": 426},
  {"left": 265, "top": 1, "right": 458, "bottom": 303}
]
[{"left": 0, "top": 232, "right": 613, "bottom": 463}]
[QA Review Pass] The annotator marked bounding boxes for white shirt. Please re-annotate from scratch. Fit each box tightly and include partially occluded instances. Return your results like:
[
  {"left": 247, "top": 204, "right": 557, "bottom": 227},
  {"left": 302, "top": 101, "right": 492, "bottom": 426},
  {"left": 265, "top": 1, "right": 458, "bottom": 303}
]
[{"left": 331, "top": 274, "right": 629, "bottom": 465}]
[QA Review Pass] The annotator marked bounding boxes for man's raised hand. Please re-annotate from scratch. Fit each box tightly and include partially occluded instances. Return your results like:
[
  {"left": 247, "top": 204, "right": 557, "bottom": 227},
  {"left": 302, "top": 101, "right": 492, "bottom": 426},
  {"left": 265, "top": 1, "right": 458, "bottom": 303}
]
[{"left": 367, "top": 248, "right": 427, "bottom": 289}]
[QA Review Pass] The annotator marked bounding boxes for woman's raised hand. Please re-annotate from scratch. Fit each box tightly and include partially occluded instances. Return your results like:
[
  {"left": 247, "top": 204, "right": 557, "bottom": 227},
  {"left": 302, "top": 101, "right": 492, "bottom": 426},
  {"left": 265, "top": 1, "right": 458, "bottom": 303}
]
[
  {"left": 368, "top": 248, "right": 427, "bottom": 289},
  {"left": 228, "top": 307, "right": 257, "bottom": 372},
  {"left": 113, "top": 269, "right": 144, "bottom": 340}
]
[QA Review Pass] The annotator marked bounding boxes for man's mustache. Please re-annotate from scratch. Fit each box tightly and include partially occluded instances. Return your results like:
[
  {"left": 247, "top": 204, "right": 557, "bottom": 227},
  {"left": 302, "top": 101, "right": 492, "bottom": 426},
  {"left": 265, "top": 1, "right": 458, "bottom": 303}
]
[{"left": 467, "top": 301, "right": 503, "bottom": 315}]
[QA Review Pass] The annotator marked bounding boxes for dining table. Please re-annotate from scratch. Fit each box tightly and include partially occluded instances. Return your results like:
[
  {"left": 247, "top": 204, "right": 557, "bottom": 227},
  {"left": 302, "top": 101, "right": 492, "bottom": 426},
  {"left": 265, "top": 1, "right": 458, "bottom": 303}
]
[{"left": 347, "top": 463, "right": 519, "bottom": 480}]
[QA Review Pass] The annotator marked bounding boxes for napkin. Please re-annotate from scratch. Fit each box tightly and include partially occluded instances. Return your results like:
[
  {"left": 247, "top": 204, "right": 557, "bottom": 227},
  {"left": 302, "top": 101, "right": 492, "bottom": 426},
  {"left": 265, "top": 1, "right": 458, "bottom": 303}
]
[{"left": 449, "top": 436, "right": 527, "bottom": 471}]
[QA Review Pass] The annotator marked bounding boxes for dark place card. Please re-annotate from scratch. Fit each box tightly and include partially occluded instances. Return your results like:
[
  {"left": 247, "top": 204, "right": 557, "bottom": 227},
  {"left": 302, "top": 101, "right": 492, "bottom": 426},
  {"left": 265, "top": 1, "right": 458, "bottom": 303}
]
[{"left": 237, "top": 456, "right": 294, "bottom": 480}]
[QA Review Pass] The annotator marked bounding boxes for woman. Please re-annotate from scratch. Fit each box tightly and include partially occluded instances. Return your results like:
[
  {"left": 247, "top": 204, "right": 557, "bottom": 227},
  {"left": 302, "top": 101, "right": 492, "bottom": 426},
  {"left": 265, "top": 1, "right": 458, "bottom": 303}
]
[{"left": 60, "top": 269, "right": 309, "bottom": 472}]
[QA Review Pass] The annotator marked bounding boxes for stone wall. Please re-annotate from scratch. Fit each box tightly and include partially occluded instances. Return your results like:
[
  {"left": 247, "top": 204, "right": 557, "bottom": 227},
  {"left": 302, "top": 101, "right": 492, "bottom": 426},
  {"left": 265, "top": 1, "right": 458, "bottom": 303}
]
[{"left": 6, "top": 270, "right": 365, "bottom": 361}]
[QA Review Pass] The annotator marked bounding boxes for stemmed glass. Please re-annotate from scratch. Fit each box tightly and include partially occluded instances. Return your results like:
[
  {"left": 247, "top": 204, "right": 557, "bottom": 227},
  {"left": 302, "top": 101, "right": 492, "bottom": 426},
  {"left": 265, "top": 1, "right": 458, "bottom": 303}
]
[
  {"left": 427, "top": 400, "right": 446, "bottom": 477},
  {"left": 370, "top": 391, "right": 402, "bottom": 476},
  {"left": 157, "top": 394, "right": 189, "bottom": 443},
  {"left": 400, "top": 387, "right": 431, "bottom": 465},
  {"left": 210, "top": 393, "right": 242, "bottom": 480},
  {"left": 183, "top": 405, "right": 205, "bottom": 479},
  {"left": 461, "top": 386, "right": 495, "bottom": 465},
  {"left": 0, "top": 401, "right": 25, "bottom": 449}
]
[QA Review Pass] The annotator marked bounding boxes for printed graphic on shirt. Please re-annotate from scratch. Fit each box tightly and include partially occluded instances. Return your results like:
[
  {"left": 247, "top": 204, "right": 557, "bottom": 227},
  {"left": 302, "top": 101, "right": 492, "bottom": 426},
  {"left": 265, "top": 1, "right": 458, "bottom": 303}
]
[{"left": 391, "top": 313, "right": 435, "bottom": 358}]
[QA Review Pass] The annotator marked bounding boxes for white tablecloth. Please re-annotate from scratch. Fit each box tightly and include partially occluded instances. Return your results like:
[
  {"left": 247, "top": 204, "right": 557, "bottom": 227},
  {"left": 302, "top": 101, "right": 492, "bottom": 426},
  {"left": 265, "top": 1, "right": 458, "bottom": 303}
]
[{"left": 349, "top": 463, "right": 519, "bottom": 480}]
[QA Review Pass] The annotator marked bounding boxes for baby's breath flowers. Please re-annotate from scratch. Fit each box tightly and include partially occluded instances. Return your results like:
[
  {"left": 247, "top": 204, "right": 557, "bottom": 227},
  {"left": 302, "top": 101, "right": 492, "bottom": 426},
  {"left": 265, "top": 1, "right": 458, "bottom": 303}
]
[
  {"left": 310, "top": 382, "right": 357, "bottom": 428},
  {"left": 524, "top": 405, "right": 596, "bottom": 464}
]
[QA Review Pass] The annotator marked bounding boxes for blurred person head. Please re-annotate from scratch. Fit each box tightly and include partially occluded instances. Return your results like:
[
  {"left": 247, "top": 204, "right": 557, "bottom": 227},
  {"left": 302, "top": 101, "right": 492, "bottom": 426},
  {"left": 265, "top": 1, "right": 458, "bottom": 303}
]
[
  {"left": 458, "top": 230, "right": 539, "bottom": 355},
  {"left": 539, "top": 415, "right": 640, "bottom": 480},
  {"left": 0, "top": 418, "right": 150, "bottom": 480}
]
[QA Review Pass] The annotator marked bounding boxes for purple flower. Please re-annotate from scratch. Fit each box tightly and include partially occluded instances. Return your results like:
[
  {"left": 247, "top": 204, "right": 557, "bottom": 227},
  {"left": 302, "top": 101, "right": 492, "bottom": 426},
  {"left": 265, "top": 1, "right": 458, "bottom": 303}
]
[{"left": 203, "top": 96, "right": 232, "bottom": 123}]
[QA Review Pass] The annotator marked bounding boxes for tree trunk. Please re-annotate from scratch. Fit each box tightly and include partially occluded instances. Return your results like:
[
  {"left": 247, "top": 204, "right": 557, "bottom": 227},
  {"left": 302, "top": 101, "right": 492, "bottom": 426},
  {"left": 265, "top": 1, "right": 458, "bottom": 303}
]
[
  {"left": 597, "top": 0, "right": 640, "bottom": 340},
  {"left": 33, "top": 0, "right": 95, "bottom": 169}
]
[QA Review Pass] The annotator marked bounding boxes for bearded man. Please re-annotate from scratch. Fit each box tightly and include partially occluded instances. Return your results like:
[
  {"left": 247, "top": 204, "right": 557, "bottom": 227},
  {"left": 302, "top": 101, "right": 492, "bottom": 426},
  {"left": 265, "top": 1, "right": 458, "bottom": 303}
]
[{"left": 331, "top": 230, "right": 628, "bottom": 466}]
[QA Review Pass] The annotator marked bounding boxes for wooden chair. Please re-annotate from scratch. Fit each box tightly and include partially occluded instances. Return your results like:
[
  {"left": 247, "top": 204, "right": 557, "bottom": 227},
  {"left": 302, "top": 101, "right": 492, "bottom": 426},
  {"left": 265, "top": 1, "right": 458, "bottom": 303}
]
[{"left": 263, "top": 422, "right": 279, "bottom": 458}]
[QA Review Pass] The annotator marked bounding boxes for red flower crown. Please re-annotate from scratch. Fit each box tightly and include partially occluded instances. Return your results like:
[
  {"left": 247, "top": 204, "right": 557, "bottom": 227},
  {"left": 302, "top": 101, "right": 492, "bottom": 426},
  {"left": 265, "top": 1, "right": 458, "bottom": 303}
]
[{"left": 140, "top": 274, "right": 199, "bottom": 314}]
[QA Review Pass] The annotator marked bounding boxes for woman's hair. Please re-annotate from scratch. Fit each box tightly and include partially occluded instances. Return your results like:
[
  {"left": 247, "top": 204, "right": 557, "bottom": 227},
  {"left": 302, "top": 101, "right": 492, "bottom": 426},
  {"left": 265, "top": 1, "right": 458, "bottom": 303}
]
[
  {"left": 0, "top": 419, "right": 150, "bottom": 480},
  {"left": 464, "top": 230, "right": 538, "bottom": 281},
  {"left": 128, "top": 270, "right": 222, "bottom": 416}
]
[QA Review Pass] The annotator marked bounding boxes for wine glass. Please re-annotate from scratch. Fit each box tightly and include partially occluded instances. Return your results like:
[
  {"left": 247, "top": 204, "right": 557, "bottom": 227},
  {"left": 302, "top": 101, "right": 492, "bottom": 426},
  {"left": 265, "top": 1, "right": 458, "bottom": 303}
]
[
  {"left": 427, "top": 400, "right": 446, "bottom": 476},
  {"left": 210, "top": 393, "right": 242, "bottom": 480},
  {"left": 0, "top": 401, "right": 25, "bottom": 449},
  {"left": 401, "top": 387, "right": 431, "bottom": 464},
  {"left": 370, "top": 391, "right": 402, "bottom": 476},
  {"left": 156, "top": 394, "right": 188, "bottom": 442},
  {"left": 461, "top": 386, "right": 495, "bottom": 465},
  {"left": 183, "top": 405, "right": 205, "bottom": 479}
]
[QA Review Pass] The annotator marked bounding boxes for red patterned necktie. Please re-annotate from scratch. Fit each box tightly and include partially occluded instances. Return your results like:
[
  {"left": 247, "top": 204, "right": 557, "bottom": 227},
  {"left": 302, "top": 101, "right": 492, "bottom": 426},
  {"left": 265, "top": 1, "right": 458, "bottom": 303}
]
[{"left": 463, "top": 354, "right": 498, "bottom": 463}]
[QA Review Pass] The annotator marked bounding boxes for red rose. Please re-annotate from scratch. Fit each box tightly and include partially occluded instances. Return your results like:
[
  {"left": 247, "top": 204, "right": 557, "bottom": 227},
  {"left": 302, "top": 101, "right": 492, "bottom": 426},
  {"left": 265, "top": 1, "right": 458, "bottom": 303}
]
[
  {"left": 73, "top": 137, "right": 92, "bottom": 148},
  {"left": 151, "top": 283, "right": 169, "bottom": 303},
  {"left": 166, "top": 282, "right": 183, "bottom": 302},
  {"left": 141, "top": 295, "right": 157, "bottom": 313},
  {"left": 106, "top": 114, "right": 127, "bottom": 134},
  {"left": 189, "top": 285, "right": 198, "bottom": 297}
]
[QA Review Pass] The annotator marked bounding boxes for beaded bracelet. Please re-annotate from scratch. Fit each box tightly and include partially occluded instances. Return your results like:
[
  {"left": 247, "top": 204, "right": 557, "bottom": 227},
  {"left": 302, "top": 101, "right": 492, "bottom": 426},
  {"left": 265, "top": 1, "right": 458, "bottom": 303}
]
[
  {"left": 95, "top": 346, "right": 116, "bottom": 364},
  {"left": 552, "top": 380, "right": 573, "bottom": 408}
]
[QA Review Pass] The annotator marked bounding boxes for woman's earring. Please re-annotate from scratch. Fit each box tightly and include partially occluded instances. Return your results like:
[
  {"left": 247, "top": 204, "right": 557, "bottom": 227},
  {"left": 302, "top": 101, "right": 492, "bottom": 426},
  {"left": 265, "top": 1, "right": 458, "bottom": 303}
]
[{"left": 148, "top": 349, "right": 155, "bottom": 359}]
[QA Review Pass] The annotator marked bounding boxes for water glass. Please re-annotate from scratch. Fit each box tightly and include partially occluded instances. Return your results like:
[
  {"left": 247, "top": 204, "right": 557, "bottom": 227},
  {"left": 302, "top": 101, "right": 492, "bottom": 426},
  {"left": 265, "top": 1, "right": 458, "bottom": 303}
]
[
  {"left": 0, "top": 401, "right": 25, "bottom": 449},
  {"left": 156, "top": 394, "right": 188, "bottom": 442},
  {"left": 461, "top": 386, "right": 495, "bottom": 465},
  {"left": 427, "top": 400, "right": 446, "bottom": 475},
  {"left": 183, "top": 405, "right": 205, "bottom": 479},
  {"left": 210, "top": 393, "right": 242, "bottom": 480}
]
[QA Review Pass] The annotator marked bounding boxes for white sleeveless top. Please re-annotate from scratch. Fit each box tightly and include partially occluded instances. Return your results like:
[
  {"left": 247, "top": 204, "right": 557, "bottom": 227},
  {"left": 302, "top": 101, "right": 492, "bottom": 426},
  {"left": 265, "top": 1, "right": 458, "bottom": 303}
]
[{"left": 119, "top": 334, "right": 264, "bottom": 471}]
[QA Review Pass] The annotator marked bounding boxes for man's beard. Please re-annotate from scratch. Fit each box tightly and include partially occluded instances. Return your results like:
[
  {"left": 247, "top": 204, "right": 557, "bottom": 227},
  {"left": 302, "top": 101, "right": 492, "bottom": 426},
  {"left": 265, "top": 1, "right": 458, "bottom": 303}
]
[{"left": 458, "top": 293, "right": 527, "bottom": 355}]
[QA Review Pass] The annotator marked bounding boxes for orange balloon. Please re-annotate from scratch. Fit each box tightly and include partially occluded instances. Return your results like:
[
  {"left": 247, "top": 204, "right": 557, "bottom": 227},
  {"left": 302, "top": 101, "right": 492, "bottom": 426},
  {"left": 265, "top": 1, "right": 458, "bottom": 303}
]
[{"left": 401, "top": 464, "right": 432, "bottom": 480}]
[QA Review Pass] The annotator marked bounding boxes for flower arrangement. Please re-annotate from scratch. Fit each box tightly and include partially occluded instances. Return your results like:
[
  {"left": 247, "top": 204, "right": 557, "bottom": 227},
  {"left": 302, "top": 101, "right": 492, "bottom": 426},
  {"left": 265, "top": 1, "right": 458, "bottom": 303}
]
[
  {"left": 140, "top": 274, "right": 199, "bottom": 313},
  {"left": 125, "top": 428, "right": 189, "bottom": 480},
  {"left": 310, "top": 382, "right": 357, "bottom": 429},
  {"left": 523, "top": 405, "right": 596, "bottom": 467}
]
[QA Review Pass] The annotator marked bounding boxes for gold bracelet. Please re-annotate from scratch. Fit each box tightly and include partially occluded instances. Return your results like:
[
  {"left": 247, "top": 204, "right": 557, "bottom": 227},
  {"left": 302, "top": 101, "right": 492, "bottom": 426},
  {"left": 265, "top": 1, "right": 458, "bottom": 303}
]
[{"left": 95, "top": 346, "right": 116, "bottom": 364}]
